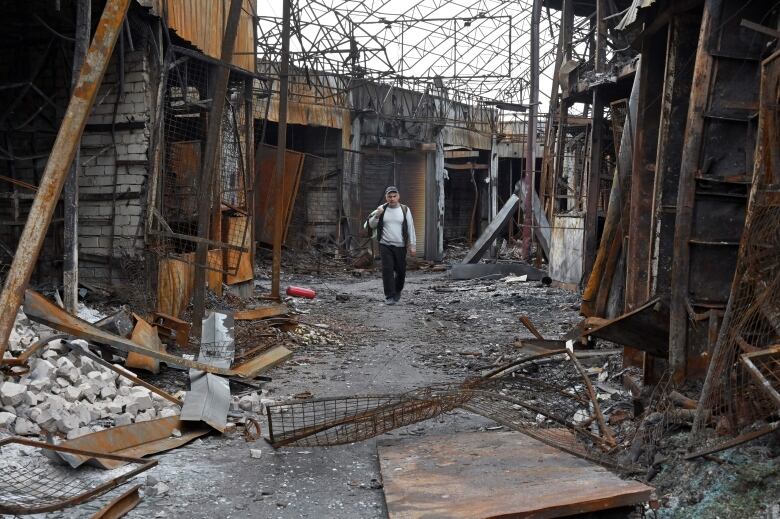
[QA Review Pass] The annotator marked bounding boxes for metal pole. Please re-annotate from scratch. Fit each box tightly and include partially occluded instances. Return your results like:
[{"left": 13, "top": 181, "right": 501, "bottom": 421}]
[
  {"left": 64, "top": 0, "right": 92, "bottom": 314},
  {"left": 0, "top": 0, "right": 132, "bottom": 361},
  {"left": 191, "top": 0, "right": 245, "bottom": 329},
  {"left": 271, "top": 0, "right": 292, "bottom": 299},
  {"left": 522, "top": 0, "right": 540, "bottom": 261}
]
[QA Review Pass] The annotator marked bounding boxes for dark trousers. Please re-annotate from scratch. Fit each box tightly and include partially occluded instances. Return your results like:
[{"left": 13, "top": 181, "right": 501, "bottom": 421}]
[{"left": 379, "top": 244, "right": 407, "bottom": 299}]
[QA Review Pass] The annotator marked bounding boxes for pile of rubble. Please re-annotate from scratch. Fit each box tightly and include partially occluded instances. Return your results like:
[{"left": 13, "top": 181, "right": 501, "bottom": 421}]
[{"left": 1, "top": 335, "right": 180, "bottom": 439}]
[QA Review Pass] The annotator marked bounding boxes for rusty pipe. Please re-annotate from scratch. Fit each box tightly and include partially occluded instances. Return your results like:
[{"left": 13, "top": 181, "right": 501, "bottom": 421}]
[{"left": 0, "top": 0, "right": 132, "bottom": 361}]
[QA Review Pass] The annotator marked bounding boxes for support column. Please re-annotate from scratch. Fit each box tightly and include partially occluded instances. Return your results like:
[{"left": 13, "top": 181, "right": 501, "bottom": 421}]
[
  {"left": 522, "top": 0, "right": 540, "bottom": 261},
  {"left": 63, "top": 0, "right": 91, "bottom": 314}
]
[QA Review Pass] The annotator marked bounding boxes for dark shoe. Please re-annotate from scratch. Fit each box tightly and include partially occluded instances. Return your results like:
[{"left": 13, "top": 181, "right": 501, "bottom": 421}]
[
  {"left": 385, "top": 297, "right": 396, "bottom": 305},
  {"left": 393, "top": 293, "right": 401, "bottom": 302}
]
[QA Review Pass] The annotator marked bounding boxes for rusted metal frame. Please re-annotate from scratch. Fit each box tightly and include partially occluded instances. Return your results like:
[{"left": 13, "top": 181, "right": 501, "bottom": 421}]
[
  {"left": 484, "top": 372, "right": 591, "bottom": 406},
  {"left": 566, "top": 349, "right": 616, "bottom": 446},
  {"left": 64, "top": 0, "right": 92, "bottom": 315},
  {"left": 482, "top": 349, "right": 570, "bottom": 379},
  {"left": 191, "top": 0, "right": 245, "bottom": 329},
  {"left": 149, "top": 229, "right": 248, "bottom": 253},
  {"left": 522, "top": 0, "right": 540, "bottom": 261},
  {"left": 625, "top": 32, "right": 665, "bottom": 315},
  {"left": 65, "top": 342, "right": 182, "bottom": 406},
  {"left": 740, "top": 347, "right": 780, "bottom": 409},
  {"left": 0, "top": 0, "right": 132, "bottom": 360},
  {"left": 464, "top": 390, "right": 614, "bottom": 452},
  {"left": 0, "top": 437, "right": 155, "bottom": 515},
  {"left": 90, "top": 484, "right": 141, "bottom": 519},
  {"left": 582, "top": 66, "right": 641, "bottom": 316},
  {"left": 594, "top": 0, "right": 607, "bottom": 73},
  {"left": 244, "top": 77, "right": 255, "bottom": 273},
  {"left": 146, "top": 20, "right": 169, "bottom": 241},
  {"left": 686, "top": 421, "right": 780, "bottom": 459},
  {"left": 519, "top": 315, "right": 545, "bottom": 340},
  {"left": 582, "top": 87, "right": 604, "bottom": 283},
  {"left": 669, "top": 0, "right": 719, "bottom": 383},
  {"left": 540, "top": 19, "right": 565, "bottom": 220},
  {"left": 271, "top": 0, "right": 292, "bottom": 300}
]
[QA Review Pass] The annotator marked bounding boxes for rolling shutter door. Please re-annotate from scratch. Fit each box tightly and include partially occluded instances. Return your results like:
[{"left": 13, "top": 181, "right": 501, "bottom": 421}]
[{"left": 396, "top": 151, "right": 426, "bottom": 253}]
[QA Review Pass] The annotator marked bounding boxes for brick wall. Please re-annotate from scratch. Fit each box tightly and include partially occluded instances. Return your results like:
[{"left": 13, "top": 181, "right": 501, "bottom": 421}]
[{"left": 77, "top": 34, "right": 155, "bottom": 284}]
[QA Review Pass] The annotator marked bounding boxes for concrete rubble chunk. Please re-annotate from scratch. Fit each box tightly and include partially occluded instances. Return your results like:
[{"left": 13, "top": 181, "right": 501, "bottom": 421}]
[
  {"left": 0, "top": 411, "right": 17, "bottom": 428},
  {"left": 126, "top": 394, "right": 153, "bottom": 415},
  {"left": 30, "top": 358, "right": 55, "bottom": 380},
  {"left": 22, "top": 391, "right": 38, "bottom": 406},
  {"left": 66, "top": 426, "right": 92, "bottom": 440},
  {"left": 135, "top": 409, "right": 156, "bottom": 422},
  {"left": 55, "top": 377, "right": 70, "bottom": 388},
  {"left": 1, "top": 381, "right": 26, "bottom": 406},
  {"left": 62, "top": 386, "right": 83, "bottom": 403},
  {"left": 14, "top": 417, "right": 40, "bottom": 436},
  {"left": 79, "top": 383, "right": 98, "bottom": 403},
  {"left": 114, "top": 412, "right": 133, "bottom": 426},
  {"left": 56, "top": 356, "right": 76, "bottom": 372},
  {"left": 100, "top": 385, "right": 118, "bottom": 399},
  {"left": 159, "top": 407, "right": 179, "bottom": 418},
  {"left": 42, "top": 350, "right": 60, "bottom": 361},
  {"left": 29, "top": 379, "right": 51, "bottom": 393},
  {"left": 56, "top": 412, "right": 80, "bottom": 434},
  {"left": 249, "top": 449, "right": 262, "bottom": 459}
]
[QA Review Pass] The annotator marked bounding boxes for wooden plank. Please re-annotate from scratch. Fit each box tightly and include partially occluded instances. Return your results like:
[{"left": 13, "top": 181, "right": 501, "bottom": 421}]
[
  {"left": 378, "top": 431, "right": 653, "bottom": 519},
  {"left": 234, "top": 304, "right": 289, "bottom": 321},
  {"left": 231, "top": 345, "right": 292, "bottom": 378}
]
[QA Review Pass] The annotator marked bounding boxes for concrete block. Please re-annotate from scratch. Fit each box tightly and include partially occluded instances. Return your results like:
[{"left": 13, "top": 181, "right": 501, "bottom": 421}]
[
  {"left": 66, "top": 426, "right": 92, "bottom": 440},
  {"left": 42, "top": 349, "right": 60, "bottom": 361},
  {"left": 30, "top": 358, "right": 55, "bottom": 381},
  {"left": 1, "top": 381, "right": 26, "bottom": 406},
  {"left": 0, "top": 411, "right": 16, "bottom": 428},
  {"left": 100, "top": 385, "right": 117, "bottom": 399},
  {"left": 55, "top": 377, "right": 70, "bottom": 388},
  {"left": 13, "top": 417, "right": 40, "bottom": 436},
  {"left": 22, "top": 391, "right": 38, "bottom": 406},
  {"left": 114, "top": 412, "right": 133, "bottom": 426},
  {"left": 118, "top": 385, "right": 130, "bottom": 397},
  {"left": 159, "top": 407, "right": 179, "bottom": 418},
  {"left": 62, "top": 386, "right": 82, "bottom": 403},
  {"left": 78, "top": 383, "right": 98, "bottom": 403},
  {"left": 56, "top": 413, "right": 80, "bottom": 434},
  {"left": 56, "top": 356, "right": 76, "bottom": 371},
  {"left": 105, "top": 401, "right": 123, "bottom": 414},
  {"left": 29, "top": 379, "right": 50, "bottom": 393},
  {"left": 135, "top": 409, "right": 156, "bottom": 422},
  {"left": 86, "top": 370, "right": 103, "bottom": 381},
  {"left": 126, "top": 394, "right": 153, "bottom": 415}
]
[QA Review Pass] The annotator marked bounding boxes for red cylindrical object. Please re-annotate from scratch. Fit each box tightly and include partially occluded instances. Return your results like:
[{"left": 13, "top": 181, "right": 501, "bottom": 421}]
[{"left": 286, "top": 286, "right": 316, "bottom": 299}]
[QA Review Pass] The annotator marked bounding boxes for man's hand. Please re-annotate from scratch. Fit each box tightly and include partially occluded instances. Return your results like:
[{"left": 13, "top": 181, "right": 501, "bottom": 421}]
[
  {"left": 409, "top": 246, "right": 417, "bottom": 257},
  {"left": 375, "top": 205, "right": 385, "bottom": 216}
]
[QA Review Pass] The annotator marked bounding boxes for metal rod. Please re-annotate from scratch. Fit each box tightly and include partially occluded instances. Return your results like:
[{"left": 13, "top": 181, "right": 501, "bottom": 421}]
[
  {"left": 522, "top": 0, "right": 540, "bottom": 261},
  {"left": 191, "top": 0, "right": 246, "bottom": 330},
  {"left": 0, "top": 0, "right": 132, "bottom": 360},
  {"left": 64, "top": 0, "right": 91, "bottom": 315},
  {"left": 272, "top": 0, "right": 292, "bottom": 299}
]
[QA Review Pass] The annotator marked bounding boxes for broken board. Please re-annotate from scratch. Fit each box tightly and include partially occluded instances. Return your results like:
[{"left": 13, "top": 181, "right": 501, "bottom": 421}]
[
  {"left": 378, "top": 431, "right": 652, "bottom": 519},
  {"left": 583, "top": 297, "right": 669, "bottom": 357}
]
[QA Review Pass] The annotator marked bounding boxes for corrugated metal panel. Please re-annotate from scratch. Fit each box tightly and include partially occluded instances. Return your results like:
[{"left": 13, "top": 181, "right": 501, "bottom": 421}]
[
  {"left": 360, "top": 150, "right": 395, "bottom": 228},
  {"left": 397, "top": 152, "right": 426, "bottom": 254},
  {"left": 138, "top": 0, "right": 255, "bottom": 72}
]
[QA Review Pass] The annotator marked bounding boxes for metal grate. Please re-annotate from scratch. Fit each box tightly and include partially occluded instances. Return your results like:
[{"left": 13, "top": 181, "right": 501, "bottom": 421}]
[
  {"left": 0, "top": 437, "right": 155, "bottom": 515},
  {"left": 266, "top": 350, "right": 622, "bottom": 469},
  {"left": 149, "top": 47, "right": 251, "bottom": 276}
]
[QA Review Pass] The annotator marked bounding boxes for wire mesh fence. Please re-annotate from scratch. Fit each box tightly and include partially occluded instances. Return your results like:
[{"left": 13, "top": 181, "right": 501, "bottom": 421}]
[
  {"left": 149, "top": 47, "right": 251, "bottom": 276},
  {"left": 690, "top": 53, "right": 780, "bottom": 456},
  {"left": 266, "top": 350, "right": 629, "bottom": 469},
  {"left": 0, "top": 437, "right": 154, "bottom": 515}
]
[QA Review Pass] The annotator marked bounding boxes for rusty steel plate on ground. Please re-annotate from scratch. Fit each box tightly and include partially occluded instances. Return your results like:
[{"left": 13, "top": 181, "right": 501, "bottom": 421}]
[{"left": 377, "top": 431, "right": 653, "bottom": 519}]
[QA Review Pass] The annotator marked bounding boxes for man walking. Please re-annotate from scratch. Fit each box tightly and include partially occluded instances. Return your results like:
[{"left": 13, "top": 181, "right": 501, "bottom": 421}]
[{"left": 368, "top": 186, "right": 417, "bottom": 305}]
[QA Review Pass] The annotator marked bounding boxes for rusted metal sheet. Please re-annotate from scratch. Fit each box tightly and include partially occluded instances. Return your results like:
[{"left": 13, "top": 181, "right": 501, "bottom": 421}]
[
  {"left": 224, "top": 214, "right": 253, "bottom": 284},
  {"left": 90, "top": 484, "right": 141, "bottom": 519},
  {"left": 156, "top": 250, "right": 224, "bottom": 318},
  {"left": 583, "top": 298, "right": 669, "bottom": 357},
  {"left": 255, "top": 144, "right": 304, "bottom": 245},
  {"left": 396, "top": 151, "right": 427, "bottom": 254},
  {"left": 55, "top": 416, "right": 209, "bottom": 470},
  {"left": 137, "top": 0, "right": 255, "bottom": 72},
  {"left": 125, "top": 315, "right": 166, "bottom": 374},
  {"left": 377, "top": 431, "right": 653, "bottom": 519},
  {"left": 462, "top": 194, "right": 521, "bottom": 263},
  {"left": 0, "top": 0, "right": 132, "bottom": 362},
  {"left": 23, "top": 290, "right": 291, "bottom": 378},
  {"left": 0, "top": 437, "right": 155, "bottom": 515}
]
